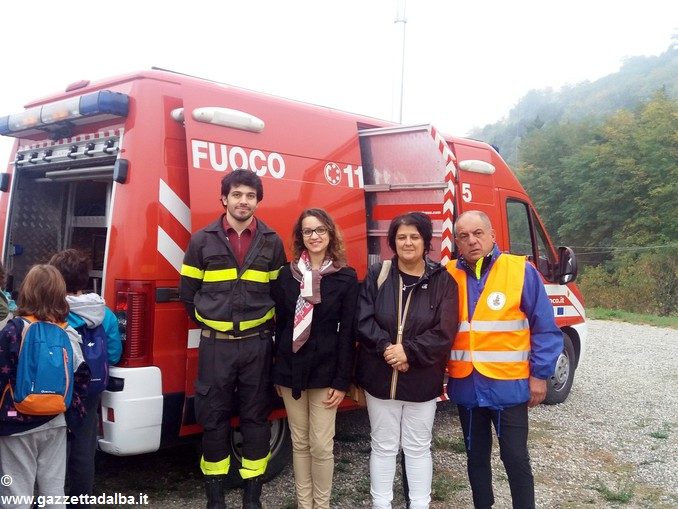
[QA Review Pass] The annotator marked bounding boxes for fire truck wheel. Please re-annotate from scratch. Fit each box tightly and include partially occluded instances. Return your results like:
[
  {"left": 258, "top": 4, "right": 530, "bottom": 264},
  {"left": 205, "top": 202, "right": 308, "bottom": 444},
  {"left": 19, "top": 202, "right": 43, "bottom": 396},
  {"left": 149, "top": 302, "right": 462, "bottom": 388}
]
[
  {"left": 223, "top": 417, "right": 292, "bottom": 488},
  {"left": 544, "top": 332, "right": 576, "bottom": 405}
]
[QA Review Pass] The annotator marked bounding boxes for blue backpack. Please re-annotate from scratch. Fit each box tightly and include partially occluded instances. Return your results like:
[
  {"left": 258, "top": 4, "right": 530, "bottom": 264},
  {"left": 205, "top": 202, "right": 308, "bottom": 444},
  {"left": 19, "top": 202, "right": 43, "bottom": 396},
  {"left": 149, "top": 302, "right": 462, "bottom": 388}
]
[
  {"left": 9, "top": 317, "right": 74, "bottom": 416},
  {"left": 76, "top": 324, "right": 108, "bottom": 396}
]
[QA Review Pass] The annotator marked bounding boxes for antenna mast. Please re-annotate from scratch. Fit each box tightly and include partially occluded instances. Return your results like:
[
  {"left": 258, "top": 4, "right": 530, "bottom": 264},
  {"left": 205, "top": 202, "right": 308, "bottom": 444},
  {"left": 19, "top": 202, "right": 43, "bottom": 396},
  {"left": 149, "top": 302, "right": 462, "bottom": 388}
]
[{"left": 394, "top": 0, "right": 407, "bottom": 123}]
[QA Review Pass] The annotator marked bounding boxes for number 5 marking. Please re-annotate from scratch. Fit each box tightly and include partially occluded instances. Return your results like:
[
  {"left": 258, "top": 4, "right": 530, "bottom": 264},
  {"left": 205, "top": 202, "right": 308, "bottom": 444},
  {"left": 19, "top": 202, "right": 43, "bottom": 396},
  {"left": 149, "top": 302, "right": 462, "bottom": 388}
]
[{"left": 461, "top": 183, "right": 472, "bottom": 202}]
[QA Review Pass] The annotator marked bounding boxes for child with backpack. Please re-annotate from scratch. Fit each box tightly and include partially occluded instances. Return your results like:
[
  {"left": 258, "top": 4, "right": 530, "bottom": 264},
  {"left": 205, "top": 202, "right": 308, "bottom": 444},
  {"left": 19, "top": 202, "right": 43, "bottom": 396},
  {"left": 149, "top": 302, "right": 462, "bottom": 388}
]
[
  {"left": 0, "top": 264, "right": 87, "bottom": 508},
  {"left": 49, "top": 249, "right": 122, "bottom": 508}
]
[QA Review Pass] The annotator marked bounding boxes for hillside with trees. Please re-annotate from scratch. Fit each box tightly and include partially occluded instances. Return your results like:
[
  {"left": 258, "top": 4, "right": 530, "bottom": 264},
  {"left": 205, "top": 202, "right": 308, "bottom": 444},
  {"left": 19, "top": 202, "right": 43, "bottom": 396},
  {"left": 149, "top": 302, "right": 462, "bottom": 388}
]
[
  {"left": 470, "top": 42, "right": 677, "bottom": 316},
  {"left": 471, "top": 43, "right": 678, "bottom": 167}
]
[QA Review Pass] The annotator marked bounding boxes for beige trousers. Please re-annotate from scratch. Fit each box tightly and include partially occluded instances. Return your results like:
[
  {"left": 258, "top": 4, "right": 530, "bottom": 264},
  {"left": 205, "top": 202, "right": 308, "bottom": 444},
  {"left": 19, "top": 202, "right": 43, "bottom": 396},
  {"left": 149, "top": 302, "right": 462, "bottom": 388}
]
[{"left": 280, "top": 386, "right": 338, "bottom": 509}]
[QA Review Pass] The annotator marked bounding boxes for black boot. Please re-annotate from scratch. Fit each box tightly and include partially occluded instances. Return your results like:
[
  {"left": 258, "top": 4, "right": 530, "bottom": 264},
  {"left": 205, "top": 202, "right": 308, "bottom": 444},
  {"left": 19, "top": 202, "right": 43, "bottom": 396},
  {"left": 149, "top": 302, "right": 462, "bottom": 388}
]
[
  {"left": 242, "top": 477, "right": 263, "bottom": 509},
  {"left": 204, "top": 475, "right": 227, "bottom": 509}
]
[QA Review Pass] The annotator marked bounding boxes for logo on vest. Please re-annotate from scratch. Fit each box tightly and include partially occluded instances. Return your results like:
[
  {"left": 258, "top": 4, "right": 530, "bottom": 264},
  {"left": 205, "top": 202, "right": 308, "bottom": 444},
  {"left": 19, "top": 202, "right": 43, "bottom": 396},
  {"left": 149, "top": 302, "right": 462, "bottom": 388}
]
[{"left": 487, "top": 291, "right": 507, "bottom": 310}]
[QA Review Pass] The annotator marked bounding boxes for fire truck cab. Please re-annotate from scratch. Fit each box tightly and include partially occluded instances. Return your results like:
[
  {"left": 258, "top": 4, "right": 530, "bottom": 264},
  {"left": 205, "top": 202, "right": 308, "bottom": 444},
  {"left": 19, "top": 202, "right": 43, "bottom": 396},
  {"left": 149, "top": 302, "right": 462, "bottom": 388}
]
[{"left": 0, "top": 69, "right": 586, "bottom": 482}]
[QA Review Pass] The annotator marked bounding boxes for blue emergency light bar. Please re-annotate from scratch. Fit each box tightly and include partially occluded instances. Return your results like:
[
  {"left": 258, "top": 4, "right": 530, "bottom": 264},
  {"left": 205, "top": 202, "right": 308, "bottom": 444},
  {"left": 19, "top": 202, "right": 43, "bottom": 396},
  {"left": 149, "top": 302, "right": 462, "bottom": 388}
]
[{"left": 0, "top": 90, "right": 129, "bottom": 140}]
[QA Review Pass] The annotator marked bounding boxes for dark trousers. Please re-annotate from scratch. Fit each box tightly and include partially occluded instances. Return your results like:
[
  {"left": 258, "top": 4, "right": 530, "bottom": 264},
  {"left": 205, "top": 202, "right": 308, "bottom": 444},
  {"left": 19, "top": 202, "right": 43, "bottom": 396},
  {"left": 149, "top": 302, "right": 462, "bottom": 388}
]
[
  {"left": 66, "top": 394, "right": 101, "bottom": 508},
  {"left": 457, "top": 403, "right": 534, "bottom": 509},
  {"left": 195, "top": 332, "right": 273, "bottom": 472}
]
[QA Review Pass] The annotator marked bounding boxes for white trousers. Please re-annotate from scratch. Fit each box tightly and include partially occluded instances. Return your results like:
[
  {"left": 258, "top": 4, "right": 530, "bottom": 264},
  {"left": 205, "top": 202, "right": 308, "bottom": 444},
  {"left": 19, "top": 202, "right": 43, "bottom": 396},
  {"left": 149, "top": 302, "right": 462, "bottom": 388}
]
[{"left": 366, "top": 392, "right": 437, "bottom": 509}]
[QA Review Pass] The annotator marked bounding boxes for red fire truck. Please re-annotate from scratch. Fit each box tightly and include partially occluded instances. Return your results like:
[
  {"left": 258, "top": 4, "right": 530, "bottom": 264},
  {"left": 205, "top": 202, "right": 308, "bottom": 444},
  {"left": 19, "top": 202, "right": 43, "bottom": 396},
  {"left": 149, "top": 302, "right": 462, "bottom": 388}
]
[{"left": 0, "top": 69, "right": 586, "bottom": 482}]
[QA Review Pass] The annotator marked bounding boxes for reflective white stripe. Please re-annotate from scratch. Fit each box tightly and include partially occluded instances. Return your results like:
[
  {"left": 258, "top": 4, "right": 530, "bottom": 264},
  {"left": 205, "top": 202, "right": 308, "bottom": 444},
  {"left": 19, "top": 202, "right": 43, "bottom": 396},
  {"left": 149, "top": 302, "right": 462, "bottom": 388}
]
[
  {"left": 449, "top": 349, "right": 530, "bottom": 362},
  {"left": 159, "top": 179, "right": 191, "bottom": 232},
  {"left": 187, "top": 328, "right": 201, "bottom": 349},
  {"left": 470, "top": 319, "right": 529, "bottom": 332},
  {"left": 472, "top": 350, "right": 530, "bottom": 362},
  {"left": 457, "top": 319, "right": 529, "bottom": 333},
  {"left": 450, "top": 349, "right": 471, "bottom": 361},
  {"left": 157, "top": 227, "right": 185, "bottom": 273}
]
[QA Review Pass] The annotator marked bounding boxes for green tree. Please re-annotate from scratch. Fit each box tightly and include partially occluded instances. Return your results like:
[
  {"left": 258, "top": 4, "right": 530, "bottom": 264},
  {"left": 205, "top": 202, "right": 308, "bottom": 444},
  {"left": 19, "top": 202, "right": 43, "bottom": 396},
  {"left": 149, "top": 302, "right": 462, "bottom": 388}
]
[
  {"left": 518, "top": 91, "right": 677, "bottom": 265},
  {"left": 517, "top": 91, "right": 678, "bottom": 315}
]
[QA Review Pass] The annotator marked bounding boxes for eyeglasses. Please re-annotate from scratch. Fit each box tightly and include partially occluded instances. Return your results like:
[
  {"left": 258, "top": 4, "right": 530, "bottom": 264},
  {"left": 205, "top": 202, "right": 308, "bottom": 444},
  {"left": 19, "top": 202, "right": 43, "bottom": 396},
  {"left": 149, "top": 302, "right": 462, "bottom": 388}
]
[
  {"left": 301, "top": 226, "right": 329, "bottom": 238},
  {"left": 455, "top": 229, "right": 487, "bottom": 244}
]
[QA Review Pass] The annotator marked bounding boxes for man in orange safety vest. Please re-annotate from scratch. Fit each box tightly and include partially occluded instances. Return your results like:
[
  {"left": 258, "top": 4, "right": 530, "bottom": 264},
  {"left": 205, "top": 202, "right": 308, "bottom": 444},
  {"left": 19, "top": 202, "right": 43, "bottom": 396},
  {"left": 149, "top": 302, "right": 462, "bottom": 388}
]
[{"left": 446, "top": 210, "right": 562, "bottom": 509}]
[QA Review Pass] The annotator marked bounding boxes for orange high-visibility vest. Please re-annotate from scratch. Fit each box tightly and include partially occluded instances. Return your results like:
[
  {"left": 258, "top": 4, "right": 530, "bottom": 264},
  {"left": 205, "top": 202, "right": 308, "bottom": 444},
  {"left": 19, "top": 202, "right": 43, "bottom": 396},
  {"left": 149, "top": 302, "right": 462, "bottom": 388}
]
[{"left": 446, "top": 254, "right": 531, "bottom": 380}]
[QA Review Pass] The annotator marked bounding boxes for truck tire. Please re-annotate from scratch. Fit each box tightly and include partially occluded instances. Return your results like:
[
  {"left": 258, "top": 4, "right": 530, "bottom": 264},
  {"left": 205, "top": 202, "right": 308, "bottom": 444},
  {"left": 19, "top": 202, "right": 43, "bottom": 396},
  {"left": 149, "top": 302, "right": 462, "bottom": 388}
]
[
  {"left": 223, "top": 417, "right": 292, "bottom": 489},
  {"left": 544, "top": 332, "right": 576, "bottom": 405}
]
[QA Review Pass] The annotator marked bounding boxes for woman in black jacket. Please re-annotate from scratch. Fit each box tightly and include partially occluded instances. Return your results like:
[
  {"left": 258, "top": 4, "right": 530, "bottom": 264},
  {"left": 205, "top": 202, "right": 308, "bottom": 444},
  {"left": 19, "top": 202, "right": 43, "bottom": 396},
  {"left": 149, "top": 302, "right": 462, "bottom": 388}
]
[
  {"left": 355, "top": 212, "right": 458, "bottom": 509},
  {"left": 272, "top": 208, "right": 358, "bottom": 509}
]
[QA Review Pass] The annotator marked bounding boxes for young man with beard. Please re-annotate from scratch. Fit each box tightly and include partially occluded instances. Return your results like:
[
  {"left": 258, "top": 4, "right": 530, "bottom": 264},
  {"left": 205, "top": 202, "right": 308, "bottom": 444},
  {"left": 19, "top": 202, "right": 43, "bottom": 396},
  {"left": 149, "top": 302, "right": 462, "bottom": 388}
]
[{"left": 180, "top": 170, "right": 286, "bottom": 509}]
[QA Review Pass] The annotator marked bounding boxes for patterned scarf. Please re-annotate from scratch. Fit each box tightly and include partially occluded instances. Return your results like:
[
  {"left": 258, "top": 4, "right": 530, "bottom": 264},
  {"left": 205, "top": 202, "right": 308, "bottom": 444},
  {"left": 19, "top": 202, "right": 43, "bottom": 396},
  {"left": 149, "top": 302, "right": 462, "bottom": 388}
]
[{"left": 290, "top": 250, "right": 342, "bottom": 353}]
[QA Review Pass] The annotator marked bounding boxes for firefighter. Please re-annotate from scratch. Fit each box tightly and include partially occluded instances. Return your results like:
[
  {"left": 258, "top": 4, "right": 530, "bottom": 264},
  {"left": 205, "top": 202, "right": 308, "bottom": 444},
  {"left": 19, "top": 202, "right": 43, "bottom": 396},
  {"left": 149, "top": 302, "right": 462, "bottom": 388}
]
[
  {"left": 446, "top": 210, "right": 562, "bottom": 509},
  {"left": 180, "top": 169, "right": 286, "bottom": 509}
]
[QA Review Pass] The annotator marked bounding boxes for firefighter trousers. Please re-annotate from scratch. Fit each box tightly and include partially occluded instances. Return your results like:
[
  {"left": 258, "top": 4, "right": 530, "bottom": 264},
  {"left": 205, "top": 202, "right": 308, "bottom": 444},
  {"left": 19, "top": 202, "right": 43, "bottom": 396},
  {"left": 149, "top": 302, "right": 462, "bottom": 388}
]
[{"left": 194, "top": 330, "right": 273, "bottom": 478}]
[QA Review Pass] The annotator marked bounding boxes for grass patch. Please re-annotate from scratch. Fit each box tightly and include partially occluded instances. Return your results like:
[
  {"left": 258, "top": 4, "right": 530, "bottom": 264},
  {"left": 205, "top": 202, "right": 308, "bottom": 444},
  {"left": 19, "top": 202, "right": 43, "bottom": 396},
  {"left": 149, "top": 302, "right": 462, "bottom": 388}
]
[
  {"left": 649, "top": 421, "right": 672, "bottom": 440},
  {"left": 592, "top": 477, "right": 635, "bottom": 503},
  {"left": 587, "top": 308, "right": 678, "bottom": 329},
  {"left": 432, "top": 435, "right": 466, "bottom": 454},
  {"left": 431, "top": 476, "right": 466, "bottom": 501}
]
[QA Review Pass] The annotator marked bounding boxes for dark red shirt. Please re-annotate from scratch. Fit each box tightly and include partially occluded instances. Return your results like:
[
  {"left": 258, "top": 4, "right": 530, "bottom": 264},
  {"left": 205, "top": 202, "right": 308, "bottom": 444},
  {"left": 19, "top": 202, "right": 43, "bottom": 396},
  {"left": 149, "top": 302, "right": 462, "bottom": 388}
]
[{"left": 222, "top": 216, "right": 257, "bottom": 266}]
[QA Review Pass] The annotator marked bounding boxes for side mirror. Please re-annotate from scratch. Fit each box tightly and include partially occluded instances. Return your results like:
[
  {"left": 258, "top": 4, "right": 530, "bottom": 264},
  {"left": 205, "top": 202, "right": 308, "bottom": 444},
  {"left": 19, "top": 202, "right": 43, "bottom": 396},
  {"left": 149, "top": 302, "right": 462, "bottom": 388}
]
[{"left": 556, "top": 246, "right": 578, "bottom": 284}]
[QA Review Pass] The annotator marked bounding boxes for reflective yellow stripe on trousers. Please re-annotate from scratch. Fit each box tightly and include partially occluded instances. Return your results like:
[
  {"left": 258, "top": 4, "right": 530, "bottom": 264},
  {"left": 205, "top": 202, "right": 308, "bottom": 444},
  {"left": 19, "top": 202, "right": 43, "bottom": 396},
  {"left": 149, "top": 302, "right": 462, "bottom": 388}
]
[
  {"left": 240, "top": 452, "right": 271, "bottom": 479},
  {"left": 200, "top": 455, "right": 230, "bottom": 476}
]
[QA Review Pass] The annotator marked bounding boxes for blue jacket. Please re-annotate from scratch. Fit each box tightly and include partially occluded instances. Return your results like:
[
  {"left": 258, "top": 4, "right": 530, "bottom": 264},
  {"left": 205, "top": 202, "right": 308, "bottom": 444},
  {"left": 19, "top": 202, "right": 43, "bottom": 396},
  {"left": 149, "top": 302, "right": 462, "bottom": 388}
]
[
  {"left": 65, "top": 293, "right": 122, "bottom": 365},
  {"left": 447, "top": 246, "right": 562, "bottom": 410}
]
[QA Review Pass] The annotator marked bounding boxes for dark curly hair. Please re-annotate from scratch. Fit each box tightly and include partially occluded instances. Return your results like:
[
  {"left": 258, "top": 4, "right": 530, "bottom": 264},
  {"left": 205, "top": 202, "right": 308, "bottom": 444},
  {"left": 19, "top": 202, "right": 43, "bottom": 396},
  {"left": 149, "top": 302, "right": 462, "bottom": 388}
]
[
  {"left": 220, "top": 169, "right": 264, "bottom": 201},
  {"left": 292, "top": 208, "right": 346, "bottom": 266}
]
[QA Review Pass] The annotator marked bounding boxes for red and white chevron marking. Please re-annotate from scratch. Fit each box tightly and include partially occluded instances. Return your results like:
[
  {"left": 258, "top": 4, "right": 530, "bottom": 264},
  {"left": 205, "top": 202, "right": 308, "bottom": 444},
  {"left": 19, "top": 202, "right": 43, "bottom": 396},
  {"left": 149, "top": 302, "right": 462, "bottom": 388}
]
[
  {"left": 157, "top": 179, "right": 192, "bottom": 273},
  {"left": 428, "top": 126, "right": 457, "bottom": 265}
]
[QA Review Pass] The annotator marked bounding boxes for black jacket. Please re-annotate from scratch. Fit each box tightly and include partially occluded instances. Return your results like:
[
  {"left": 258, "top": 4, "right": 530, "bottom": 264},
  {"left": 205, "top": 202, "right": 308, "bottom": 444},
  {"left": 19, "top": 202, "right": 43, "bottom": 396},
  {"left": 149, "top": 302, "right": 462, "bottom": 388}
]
[
  {"left": 179, "top": 215, "right": 286, "bottom": 333},
  {"left": 355, "top": 258, "right": 458, "bottom": 402},
  {"left": 272, "top": 265, "right": 359, "bottom": 398}
]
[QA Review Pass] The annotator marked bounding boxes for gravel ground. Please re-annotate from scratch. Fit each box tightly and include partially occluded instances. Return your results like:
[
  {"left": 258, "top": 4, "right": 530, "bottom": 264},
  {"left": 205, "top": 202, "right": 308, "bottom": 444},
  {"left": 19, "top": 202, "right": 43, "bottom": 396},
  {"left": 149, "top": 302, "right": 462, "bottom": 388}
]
[{"left": 95, "top": 319, "right": 677, "bottom": 508}]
